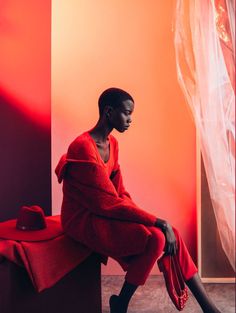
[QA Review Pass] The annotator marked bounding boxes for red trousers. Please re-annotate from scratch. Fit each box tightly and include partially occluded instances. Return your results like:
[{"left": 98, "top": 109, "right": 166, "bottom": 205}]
[{"left": 115, "top": 226, "right": 198, "bottom": 286}]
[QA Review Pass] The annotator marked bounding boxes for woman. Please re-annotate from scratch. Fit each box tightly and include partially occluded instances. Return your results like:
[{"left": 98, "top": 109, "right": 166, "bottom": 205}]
[{"left": 56, "top": 88, "right": 222, "bottom": 313}]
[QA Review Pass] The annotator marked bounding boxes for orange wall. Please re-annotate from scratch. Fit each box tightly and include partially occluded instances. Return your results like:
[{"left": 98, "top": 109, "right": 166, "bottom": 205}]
[{"left": 52, "top": 0, "right": 196, "bottom": 275}]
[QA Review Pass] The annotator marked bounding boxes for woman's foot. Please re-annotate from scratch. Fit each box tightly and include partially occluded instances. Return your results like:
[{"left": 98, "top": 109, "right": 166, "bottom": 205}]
[
  {"left": 110, "top": 280, "right": 138, "bottom": 313},
  {"left": 109, "top": 295, "right": 127, "bottom": 313},
  {"left": 203, "top": 308, "right": 222, "bottom": 313}
]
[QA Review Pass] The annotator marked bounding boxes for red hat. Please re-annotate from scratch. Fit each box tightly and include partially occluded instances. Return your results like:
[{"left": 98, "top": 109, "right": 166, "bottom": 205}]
[{"left": 0, "top": 206, "right": 63, "bottom": 241}]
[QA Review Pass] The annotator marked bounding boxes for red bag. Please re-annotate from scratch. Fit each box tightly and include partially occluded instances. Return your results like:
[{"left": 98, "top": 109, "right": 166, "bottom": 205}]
[{"left": 158, "top": 254, "right": 189, "bottom": 311}]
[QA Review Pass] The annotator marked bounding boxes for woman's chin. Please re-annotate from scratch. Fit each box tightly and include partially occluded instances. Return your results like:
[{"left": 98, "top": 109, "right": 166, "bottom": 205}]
[{"left": 115, "top": 127, "right": 127, "bottom": 133}]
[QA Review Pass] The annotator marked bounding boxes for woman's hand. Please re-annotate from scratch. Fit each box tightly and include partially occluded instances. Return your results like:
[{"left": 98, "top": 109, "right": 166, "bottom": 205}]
[
  {"left": 155, "top": 218, "right": 177, "bottom": 256},
  {"left": 164, "top": 224, "right": 177, "bottom": 255}
]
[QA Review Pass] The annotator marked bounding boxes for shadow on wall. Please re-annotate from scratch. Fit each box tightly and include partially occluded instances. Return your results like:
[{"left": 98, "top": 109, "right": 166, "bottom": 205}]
[{"left": 0, "top": 89, "right": 51, "bottom": 221}]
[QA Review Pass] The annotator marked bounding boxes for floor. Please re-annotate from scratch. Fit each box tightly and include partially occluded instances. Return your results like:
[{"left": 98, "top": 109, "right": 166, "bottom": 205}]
[{"left": 102, "top": 275, "right": 235, "bottom": 313}]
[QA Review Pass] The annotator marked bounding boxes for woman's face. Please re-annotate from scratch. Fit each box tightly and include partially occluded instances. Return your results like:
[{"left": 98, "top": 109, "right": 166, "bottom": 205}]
[{"left": 110, "top": 100, "right": 134, "bottom": 132}]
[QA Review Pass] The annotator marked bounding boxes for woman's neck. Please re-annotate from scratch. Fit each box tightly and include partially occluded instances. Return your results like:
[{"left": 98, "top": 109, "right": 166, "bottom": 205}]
[{"left": 89, "top": 120, "right": 113, "bottom": 143}]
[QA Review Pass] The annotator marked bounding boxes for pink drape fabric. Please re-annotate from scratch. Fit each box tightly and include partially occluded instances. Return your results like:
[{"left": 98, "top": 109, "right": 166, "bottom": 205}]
[{"left": 174, "top": 0, "right": 235, "bottom": 270}]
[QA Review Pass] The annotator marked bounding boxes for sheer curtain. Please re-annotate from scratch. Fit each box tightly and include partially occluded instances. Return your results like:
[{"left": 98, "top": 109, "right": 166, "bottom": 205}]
[{"left": 174, "top": 0, "right": 235, "bottom": 270}]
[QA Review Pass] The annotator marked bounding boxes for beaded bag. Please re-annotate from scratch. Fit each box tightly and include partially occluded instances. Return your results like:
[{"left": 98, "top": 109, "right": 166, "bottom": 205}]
[{"left": 158, "top": 254, "right": 189, "bottom": 311}]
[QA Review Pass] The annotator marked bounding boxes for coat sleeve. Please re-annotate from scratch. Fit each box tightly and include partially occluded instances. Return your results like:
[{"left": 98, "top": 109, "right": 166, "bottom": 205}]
[
  {"left": 110, "top": 165, "right": 132, "bottom": 201},
  {"left": 64, "top": 137, "right": 157, "bottom": 226},
  {"left": 67, "top": 162, "right": 157, "bottom": 226}
]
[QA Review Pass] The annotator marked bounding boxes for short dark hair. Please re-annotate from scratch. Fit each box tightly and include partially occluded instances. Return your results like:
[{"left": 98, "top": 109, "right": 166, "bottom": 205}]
[{"left": 98, "top": 87, "right": 134, "bottom": 115}]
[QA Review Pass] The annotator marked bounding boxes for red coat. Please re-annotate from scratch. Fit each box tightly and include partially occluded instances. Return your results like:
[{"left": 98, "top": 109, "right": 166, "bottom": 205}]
[{"left": 55, "top": 131, "right": 157, "bottom": 258}]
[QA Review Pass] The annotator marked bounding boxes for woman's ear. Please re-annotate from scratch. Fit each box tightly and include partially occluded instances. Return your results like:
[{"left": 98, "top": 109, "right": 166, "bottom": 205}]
[{"left": 104, "top": 105, "right": 113, "bottom": 118}]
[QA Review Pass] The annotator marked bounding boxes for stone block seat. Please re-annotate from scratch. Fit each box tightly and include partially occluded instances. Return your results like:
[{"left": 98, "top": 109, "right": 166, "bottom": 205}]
[{"left": 0, "top": 216, "right": 102, "bottom": 313}]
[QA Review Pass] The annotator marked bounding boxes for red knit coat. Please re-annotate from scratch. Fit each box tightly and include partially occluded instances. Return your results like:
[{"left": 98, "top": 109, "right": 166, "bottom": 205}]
[{"left": 55, "top": 131, "right": 157, "bottom": 258}]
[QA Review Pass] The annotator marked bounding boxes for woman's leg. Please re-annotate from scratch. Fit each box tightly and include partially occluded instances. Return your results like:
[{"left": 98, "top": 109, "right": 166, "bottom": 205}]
[
  {"left": 186, "top": 274, "right": 221, "bottom": 313},
  {"left": 172, "top": 227, "right": 222, "bottom": 313},
  {"left": 110, "top": 227, "right": 165, "bottom": 313},
  {"left": 109, "top": 282, "right": 138, "bottom": 313}
]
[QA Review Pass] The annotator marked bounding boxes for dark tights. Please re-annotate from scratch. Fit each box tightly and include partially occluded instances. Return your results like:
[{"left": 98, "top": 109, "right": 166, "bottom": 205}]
[
  {"left": 110, "top": 274, "right": 222, "bottom": 313},
  {"left": 186, "top": 273, "right": 221, "bottom": 313},
  {"left": 109, "top": 281, "right": 137, "bottom": 313}
]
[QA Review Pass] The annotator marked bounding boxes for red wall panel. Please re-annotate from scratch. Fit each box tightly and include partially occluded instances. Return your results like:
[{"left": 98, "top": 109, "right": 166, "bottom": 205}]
[{"left": 0, "top": 0, "right": 51, "bottom": 220}]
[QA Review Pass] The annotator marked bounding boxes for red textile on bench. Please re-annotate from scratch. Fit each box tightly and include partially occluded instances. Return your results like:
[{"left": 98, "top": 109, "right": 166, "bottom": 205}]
[{"left": 0, "top": 216, "right": 91, "bottom": 292}]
